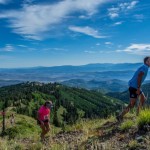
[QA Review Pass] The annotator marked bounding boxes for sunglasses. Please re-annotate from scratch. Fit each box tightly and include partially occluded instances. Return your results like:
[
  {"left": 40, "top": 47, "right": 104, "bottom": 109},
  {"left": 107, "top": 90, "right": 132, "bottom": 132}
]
[{"left": 46, "top": 103, "right": 53, "bottom": 109}]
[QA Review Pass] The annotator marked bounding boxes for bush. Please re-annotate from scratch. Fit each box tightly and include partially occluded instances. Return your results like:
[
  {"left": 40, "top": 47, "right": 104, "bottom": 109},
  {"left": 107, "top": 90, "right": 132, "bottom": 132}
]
[
  {"left": 5, "top": 127, "right": 21, "bottom": 139},
  {"left": 27, "top": 142, "right": 43, "bottom": 150},
  {"left": 137, "top": 109, "right": 150, "bottom": 130},
  {"left": 5, "top": 119, "right": 38, "bottom": 139},
  {"left": 14, "top": 144, "right": 24, "bottom": 150},
  {"left": 128, "top": 140, "right": 139, "bottom": 150},
  {"left": 120, "top": 120, "right": 134, "bottom": 132}
]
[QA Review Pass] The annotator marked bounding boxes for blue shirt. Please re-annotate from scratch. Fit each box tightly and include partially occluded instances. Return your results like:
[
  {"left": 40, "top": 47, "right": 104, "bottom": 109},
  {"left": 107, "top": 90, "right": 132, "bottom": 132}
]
[{"left": 128, "top": 64, "right": 149, "bottom": 89}]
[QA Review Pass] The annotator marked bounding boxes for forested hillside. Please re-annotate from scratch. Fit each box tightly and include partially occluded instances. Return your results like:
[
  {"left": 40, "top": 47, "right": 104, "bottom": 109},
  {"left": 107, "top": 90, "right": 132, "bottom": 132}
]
[{"left": 0, "top": 82, "right": 124, "bottom": 126}]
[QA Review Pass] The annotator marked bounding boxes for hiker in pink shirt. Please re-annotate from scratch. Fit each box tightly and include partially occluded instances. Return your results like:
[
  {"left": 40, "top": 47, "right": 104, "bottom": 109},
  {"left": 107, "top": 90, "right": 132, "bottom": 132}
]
[{"left": 37, "top": 101, "right": 53, "bottom": 141}]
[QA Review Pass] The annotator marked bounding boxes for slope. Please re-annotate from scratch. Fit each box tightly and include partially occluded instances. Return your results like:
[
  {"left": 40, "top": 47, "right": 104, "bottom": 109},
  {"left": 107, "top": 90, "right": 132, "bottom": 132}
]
[
  {"left": 0, "top": 108, "right": 149, "bottom": 150},
  {"left": 0, "top": 82, "right": 124, "bottom": 125}
]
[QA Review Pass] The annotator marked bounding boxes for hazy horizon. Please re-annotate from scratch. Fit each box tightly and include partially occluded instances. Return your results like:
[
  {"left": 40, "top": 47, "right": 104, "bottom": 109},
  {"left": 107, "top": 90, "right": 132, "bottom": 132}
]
[{"left": 0, "top": 62, "right": 143, "bottom": 69}]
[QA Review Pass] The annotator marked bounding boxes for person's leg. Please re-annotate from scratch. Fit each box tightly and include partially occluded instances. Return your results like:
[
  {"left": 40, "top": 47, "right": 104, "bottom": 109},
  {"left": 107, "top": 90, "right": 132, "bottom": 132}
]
[
  {"left": 44, "top": 123, "right": 50, "bottom": 136},
  {"left": 117, "top": 87, "right": 138, "bottom": 120},
  {"left": 120, "top": 98, "right": 136, "bottom": 118},
  {"left": 40, "top": 124, "right": 47, "bottom": 141},
  {"left": 137, "top": 93, "right": 146, "bottom": 116}
]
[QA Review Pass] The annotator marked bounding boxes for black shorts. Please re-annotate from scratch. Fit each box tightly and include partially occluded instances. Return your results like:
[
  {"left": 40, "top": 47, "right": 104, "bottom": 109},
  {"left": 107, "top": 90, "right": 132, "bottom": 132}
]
[
  {"left": 37, "top": 119, "right": 49, "bottom": 125},
  {"left": 129, "top": 87, "right": 142, "bottom": 98}
]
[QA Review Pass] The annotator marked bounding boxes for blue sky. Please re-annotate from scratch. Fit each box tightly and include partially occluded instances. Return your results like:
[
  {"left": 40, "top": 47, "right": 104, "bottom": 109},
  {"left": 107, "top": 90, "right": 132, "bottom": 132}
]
[{"left": 0, "top": 0, "right": 150, "bottom": 68}]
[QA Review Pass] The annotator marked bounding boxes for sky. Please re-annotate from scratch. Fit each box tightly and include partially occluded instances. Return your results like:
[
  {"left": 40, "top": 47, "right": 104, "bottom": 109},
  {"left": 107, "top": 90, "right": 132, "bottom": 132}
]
[{"left": 0, "top": 0, "right": 150, "bottom": 68}]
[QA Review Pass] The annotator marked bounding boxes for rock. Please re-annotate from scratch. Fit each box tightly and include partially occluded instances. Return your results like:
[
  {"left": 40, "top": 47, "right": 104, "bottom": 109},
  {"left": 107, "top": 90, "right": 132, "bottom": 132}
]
[{"left": 135, "top": 136, "right": 143, "bottom": 142}]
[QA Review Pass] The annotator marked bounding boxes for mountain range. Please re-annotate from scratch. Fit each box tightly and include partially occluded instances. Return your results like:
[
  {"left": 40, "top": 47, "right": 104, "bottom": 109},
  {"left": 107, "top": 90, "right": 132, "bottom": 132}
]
[
  {"left": 62, "top": 79, "right": 128, "bottom": 93},
  {"left": 0, "top": 63, "right": 149, "bottom": 92}
]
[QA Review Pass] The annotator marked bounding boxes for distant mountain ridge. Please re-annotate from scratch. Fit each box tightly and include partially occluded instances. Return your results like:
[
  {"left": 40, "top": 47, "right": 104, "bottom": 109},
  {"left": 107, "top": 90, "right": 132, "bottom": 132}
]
[
  {"left": 0, "top": 63, "right": 149, "bottom": 92},
  {"left": 0, "top": 63, "right": 142, "bottom": 72},
  {"left": 62, "top": 79, "right": 128, "bottom": 93}
]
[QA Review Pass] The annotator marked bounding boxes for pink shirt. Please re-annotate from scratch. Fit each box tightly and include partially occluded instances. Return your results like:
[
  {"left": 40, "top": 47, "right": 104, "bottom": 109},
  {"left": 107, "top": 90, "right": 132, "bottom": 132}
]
[{"left": 38, "top": 105, "right": 50, "bottom": 121}]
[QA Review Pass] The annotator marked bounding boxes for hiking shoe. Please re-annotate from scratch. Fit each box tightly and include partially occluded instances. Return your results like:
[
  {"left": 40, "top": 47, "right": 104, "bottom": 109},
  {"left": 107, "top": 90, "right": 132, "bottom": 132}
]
[{"left": 116, "top": 115, "right": 123, "bottom": 122}]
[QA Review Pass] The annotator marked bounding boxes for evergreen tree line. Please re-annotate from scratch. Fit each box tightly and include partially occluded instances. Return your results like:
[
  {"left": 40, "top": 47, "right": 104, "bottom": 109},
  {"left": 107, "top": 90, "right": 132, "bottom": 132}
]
[{"left": 0, "top": 82, "right": 124, "bottom": 126}]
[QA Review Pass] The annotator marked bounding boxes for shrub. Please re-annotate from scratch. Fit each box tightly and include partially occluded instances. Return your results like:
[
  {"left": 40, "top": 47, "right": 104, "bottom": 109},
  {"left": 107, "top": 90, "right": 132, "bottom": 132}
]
[
  {"left": 120, "top": 120, "right": 134, "bottom": 132},
  {"left": 5, "top": 127, "right": 21, "bottom": 139},
  {"left": 5, "top": 119, "right": 38, "bottom": 139},
  {"left": 27, "top": 142, "right": 43, "bottom": 150},
  {"left": 14, "top": 144, "right": 24, "bottom": 150},
  {"left": 137, "top": 109, "right": 150, "bottom": 130},
  {"left": 128, "top": 140, "right": 139, "bottom": 150}
]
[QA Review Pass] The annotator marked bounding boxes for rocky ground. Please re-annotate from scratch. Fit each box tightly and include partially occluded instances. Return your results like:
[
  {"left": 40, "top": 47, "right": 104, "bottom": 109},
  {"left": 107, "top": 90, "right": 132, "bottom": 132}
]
[
  {"left": 45, "top": 118, "right": 150, "bottom": 150},
  {"left": 0, "top": 112, "right": 149, "bottom": 150}
]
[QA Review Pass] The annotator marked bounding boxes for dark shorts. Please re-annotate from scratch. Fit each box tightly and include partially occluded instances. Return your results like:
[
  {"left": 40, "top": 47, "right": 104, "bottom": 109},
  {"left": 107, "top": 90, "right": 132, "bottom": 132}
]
[
  {"left": 37, "top": 119, "right": 49, "bottom": 125},
  {"left": 129, "top": 87, "right": 142, "bottom": 98}
]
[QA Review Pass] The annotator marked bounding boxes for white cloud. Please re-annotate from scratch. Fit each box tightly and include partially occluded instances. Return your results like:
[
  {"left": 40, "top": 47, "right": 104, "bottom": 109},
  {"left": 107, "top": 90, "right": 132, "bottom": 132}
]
[
  {"left": 69, "top": 26, "right": 107, "bottom": 38},
  {"left": 127, "top": 1, "right": 139, "bottom": 9},
  {"left": 134, "top": 14, "right": 144, "bottom": 22},
  {"left": 44, "top": 48, "right": 68, "bottom": 52},
  {"left": 108, "top": 8, "right": 119, "bottom": 19},
  {"left": 113, "top": 21, "right": 123, "bottom": 26},
  {"left": 23, "top": 0, "right": 34, "bottom": 4},
  {"left": 17, "top": 45, "right": 28, "bottom": 48},
  {"left": 108, "top": 1, "right": 139, "bottom": 19},
  {"left": 79, "top": 15, "right": 90, "bottom": 19},
  {"left": 109, "top": 13, "right": 119, "bottom": 19},
  {"left": 96, "top": 43, "right": 101, "bottom": 46},
  {"left": 84, "top": 50, "right": 96, "bottom": 54},
  {"left": 0, "top": 44, "right": 14, "bottom": 52},
  {"left": 105, "top": 42, "right": 113, "bottom": 45},
  {"left": 0, "top": 0, "right": 109, "bottom": 40},
  {"left": 116, "top": 44, "right": 150, "bottom": 55},
  {"left": 119, "top": 1, "right": 138, "bottom": 10}
]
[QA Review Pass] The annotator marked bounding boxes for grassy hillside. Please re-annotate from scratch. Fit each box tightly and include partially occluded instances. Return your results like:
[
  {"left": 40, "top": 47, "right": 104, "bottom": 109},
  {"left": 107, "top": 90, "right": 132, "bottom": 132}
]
[
  {"left": 0, "top": 82, "right": 124, "bottom": 126},
  {"left": 0, "top": 108, "right": 149, "bottom": 150}
]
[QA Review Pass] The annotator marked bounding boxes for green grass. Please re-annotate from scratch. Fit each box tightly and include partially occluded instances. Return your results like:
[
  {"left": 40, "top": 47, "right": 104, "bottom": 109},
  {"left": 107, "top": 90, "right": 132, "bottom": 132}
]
[
  {"left": 137, "top": 108, "right": 150, "bottom": 130},
  {"left": 0, "top": 108, "right": 150, "bottom": 150},
  {"left": 120, "top": 120, "right": 134, "bottom": 132},
  {"left": 4, "top": 114, "right": 40, "bottom": 139}
]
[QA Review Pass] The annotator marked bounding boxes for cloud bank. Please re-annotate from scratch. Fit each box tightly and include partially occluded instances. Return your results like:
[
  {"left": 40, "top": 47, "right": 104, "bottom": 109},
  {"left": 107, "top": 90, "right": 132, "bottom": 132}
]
[{"left": 0, "top": 0, "right": 109, "bottom": 40}]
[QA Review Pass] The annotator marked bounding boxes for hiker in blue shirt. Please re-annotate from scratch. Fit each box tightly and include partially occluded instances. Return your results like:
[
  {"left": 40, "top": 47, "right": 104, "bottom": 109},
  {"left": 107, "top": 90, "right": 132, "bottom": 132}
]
[{"left": 117, "top": 56, "right": 150, "bottom": 121}]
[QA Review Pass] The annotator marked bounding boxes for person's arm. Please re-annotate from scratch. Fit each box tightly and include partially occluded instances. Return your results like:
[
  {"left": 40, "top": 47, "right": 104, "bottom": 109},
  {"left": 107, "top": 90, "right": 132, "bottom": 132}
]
[{"left": 137, "top": 71, "right": 144, "bottom": 94}]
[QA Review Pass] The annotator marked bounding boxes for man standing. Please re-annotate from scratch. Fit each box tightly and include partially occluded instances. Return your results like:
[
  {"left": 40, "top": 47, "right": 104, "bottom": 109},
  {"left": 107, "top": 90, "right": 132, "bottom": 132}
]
[{"left": 117, "top": 56, "right": 150, "bottom": 121}]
